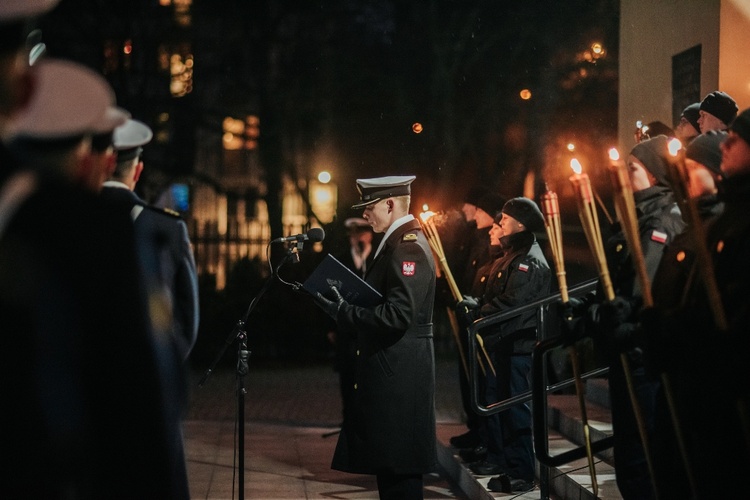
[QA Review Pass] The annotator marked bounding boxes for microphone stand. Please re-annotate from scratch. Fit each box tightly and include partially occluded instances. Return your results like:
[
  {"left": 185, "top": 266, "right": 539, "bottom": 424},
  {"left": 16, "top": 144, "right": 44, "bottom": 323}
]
[{"left": 198, "top": 242, "right": 301, "bottom": 500}]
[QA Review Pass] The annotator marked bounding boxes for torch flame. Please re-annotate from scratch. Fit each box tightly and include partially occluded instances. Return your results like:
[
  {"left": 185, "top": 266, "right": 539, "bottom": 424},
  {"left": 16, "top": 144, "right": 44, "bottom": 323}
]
[
  {"left": 570, "top": 158, "right": 583, "bottom": 175},
  {"left": 609, "top": 148, "right": 620, "bottom": 161},
  {"left": 419, "top": 210, "right": 435, "bottom": 222},
  {"left": 667, "top": 138, "right": 682, "bottom": 157}
]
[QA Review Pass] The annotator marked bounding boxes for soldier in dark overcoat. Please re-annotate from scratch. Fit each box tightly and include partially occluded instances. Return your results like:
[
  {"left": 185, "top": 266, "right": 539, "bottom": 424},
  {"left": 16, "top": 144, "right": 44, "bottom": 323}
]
[{"left": 314, "top": 175, "right": 437, "bottom": 500}]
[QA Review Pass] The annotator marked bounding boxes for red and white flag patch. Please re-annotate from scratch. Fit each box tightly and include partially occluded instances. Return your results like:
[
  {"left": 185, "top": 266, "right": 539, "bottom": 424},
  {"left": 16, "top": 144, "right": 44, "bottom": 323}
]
[
  {"left": 518, "top": 263, "right": 529, "bottom": 272},
  {"left": 402, "top": 261, "right": 416, "bottom": 276},
  {"left": 651, "top": 230, "right": 667, "bottom": 244}
]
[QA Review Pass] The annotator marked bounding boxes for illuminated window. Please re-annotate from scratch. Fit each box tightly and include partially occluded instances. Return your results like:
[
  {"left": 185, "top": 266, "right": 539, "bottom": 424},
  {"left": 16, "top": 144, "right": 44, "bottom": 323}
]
[
  {"left": 222, "top": 115, "right": 260, "bottom": 151},
  {"left": 169, "top": 52, "right": 194, "bottom": 97},
  {"left": 159, "top": 0, "right": 192, "bottom": 25}
]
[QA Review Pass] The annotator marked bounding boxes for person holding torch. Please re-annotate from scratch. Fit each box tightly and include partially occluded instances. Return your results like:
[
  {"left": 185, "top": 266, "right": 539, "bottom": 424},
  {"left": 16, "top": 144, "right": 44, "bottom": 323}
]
[
  {"left": 564, "top": 135, "right": 685, "bottom": 499},
  {"left": 644, "top": 130, "right": 728, "bottom": 498},
  {"left": 643, "top": 110, "right": 750, "bottom": 498},
  {"left": 456, "top": 197, "right": 550, "bottom": 493}
]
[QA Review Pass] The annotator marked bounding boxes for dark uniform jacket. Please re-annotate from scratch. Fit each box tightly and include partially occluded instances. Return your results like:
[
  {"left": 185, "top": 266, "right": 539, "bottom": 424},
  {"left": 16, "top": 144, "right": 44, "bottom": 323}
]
[
  {"left": 646, "top": 174, "right": 750, "bottom": 499},
  {"left": 592, "top": 185, "right": 685, "bottom": 361},
  {"left": 101, "top": 183, "right": 199, "bottom": 360},
  {"left": 474, "top": 230, "right": 551, "bottom": 353},
  {"left": 650, "top": 193, "right": 723, "bottom": 319},
  {"left": 0, "top": 174, "right": 187, "bottom": 498},
  {"left": 458, "top": 224, "right": 491, "bottom": 295},
  {"left": 332, "top": 217, "right": 437, "bottom": 475}
]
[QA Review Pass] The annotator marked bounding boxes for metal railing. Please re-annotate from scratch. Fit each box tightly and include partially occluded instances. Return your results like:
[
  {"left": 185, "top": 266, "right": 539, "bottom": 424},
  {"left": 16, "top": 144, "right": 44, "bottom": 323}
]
[{"left": 465, "top": 277, "right": 611, "bottom": 498}]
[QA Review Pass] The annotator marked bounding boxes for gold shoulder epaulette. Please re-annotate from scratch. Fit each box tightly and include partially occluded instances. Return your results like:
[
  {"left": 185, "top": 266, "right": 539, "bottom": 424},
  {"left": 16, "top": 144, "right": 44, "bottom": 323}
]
[
  {"left": 145, "top": 205, "right": 182, "bottom": 218},
  {"left": 402, "top": 233, "right": 418, "bottom": 242}
]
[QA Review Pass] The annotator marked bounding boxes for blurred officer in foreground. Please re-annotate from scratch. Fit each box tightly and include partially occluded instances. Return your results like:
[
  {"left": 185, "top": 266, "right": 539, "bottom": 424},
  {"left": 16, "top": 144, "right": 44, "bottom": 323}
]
[
  {"left": 86, "top": 104, "right": 130, "bottom": 192},
  {"left": 105, "top": 118, "right": 199, "bottom": 361},
  {"left": 0, "top": 56, "right": 189, "bottom": 498},
  {"left": 0, "top": 0, "right": 60, "bottom": 182},
  {"left": 314, "top": 175, "right": 437, "bottom": 500},
  {"left": 102, "top": 118, "right": 199, "bottom": 494}
]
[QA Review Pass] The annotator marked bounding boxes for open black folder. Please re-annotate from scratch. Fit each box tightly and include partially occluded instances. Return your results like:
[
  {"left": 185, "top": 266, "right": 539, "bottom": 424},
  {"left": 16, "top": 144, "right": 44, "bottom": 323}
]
[{"left": 303, "top": 254, "right": 382, "bottom": 307}]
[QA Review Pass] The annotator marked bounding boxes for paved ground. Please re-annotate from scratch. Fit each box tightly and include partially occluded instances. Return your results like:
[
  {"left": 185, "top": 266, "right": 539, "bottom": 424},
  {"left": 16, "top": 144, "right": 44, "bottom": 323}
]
[{"left": 184, "top": 355, "right": 471, "bottom": 499}]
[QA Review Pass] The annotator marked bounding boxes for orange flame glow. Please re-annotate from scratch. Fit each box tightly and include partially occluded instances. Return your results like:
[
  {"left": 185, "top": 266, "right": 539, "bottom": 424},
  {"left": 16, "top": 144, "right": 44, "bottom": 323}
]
[{"left": 570, "top": 158, "right": 583, "bottom": 175}]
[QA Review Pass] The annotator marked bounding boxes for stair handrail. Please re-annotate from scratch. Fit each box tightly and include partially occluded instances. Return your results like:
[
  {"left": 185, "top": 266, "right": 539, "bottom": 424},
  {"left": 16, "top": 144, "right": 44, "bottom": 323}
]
[{"left": 465, "top": 277, "right": 614, "bottom": 466}]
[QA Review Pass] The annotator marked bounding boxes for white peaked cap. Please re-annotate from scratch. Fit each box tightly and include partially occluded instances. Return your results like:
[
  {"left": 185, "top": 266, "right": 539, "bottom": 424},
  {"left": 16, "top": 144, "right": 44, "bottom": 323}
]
[
  {"left": 113, "top": 119, "right": 153, "bottom": 150},
  {"left": 2, "top": 58, "right": 117, "bottom": 141},
  {"left": 91, "top": 106, "right": 131, "bottom": 135},
  {"left": 0, "top": 0, "right": 61, "bottom": 21},
  {"left": 113, "top": 119, "right": 153, "bottom": 161}
]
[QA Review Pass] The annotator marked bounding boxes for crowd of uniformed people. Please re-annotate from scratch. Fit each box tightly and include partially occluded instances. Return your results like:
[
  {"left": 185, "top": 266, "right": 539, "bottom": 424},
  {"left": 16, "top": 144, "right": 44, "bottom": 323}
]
[{"left": 3, "top": 2, "right": 750, "bottom": 499}]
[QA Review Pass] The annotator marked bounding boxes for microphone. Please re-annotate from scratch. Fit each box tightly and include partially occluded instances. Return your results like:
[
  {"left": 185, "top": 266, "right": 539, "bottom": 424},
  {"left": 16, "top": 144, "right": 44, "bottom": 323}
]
[{"left": 271, "top": 227, "right": 325, "bottom": 244}]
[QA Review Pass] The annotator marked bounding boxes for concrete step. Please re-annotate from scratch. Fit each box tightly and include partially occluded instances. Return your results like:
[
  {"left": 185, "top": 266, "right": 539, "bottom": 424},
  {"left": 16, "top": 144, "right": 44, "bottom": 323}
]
[{"left": 437, "top": 377, "right": 622, "bottom": 499}]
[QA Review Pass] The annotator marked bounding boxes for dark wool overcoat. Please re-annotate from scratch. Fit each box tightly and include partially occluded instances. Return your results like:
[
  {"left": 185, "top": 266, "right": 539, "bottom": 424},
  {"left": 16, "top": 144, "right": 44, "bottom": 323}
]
[{"left": 332, "top": 217, "right": 437, "bottom": 475}]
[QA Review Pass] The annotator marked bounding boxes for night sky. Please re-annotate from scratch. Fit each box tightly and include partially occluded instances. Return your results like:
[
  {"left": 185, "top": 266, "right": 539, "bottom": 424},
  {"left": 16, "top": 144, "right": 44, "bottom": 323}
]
[{"left": 36, "top": 0, "right": 620, "bottom": 211}]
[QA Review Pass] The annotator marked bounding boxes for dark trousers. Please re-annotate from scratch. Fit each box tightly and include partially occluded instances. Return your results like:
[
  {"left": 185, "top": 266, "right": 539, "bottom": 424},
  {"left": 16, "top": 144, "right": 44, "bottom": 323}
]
[
  {"left": 484, "top": 351, "right": 534, "bottom": 480},
  {"left": 458, "top": 330, "right": 485, "bottom": 439},
  {"left": 608, "top": 356, "right": 658, "bottom": 500},
  {"left": 376, "top": 472, "right": 423, "bottom": 500}
]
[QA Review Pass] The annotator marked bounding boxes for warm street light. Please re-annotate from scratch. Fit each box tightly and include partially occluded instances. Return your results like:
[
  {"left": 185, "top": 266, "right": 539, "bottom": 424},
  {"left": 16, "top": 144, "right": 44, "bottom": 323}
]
[{"left": 310, "top": 172, "right": 337, "bottom": 224}]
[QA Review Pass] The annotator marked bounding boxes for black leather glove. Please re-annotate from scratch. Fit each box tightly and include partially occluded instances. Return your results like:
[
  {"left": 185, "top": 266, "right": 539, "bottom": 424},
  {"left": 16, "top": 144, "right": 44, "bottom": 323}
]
[
  {"left": 559, "top": 298, "right": 585, "bottom": 346},
  {"left": 457, "top": 295, "right": 479, "bottom": 311},
  {"left": 595, "top": 296, "right": 641, "bottom": 357},
  {"left": 598, "top": 296, "right": 632, "bottom": 333},
  {"left": 455, "top": 296, "right": 480, "bottom": 329},
  {"left": 314, "top": 285, "right": 346, "bottom": 320}
]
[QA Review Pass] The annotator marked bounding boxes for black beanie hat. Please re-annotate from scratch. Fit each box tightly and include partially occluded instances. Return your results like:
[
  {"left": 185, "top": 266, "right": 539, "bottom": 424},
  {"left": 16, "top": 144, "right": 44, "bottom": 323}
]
[
  {"left": 681, "top": 102, "right": 701, "bottom": 131},
  {"left": 464, "top": 186, "right": 489, "bottom": 206},
  {"left": 501, "top": 197, "right": 545, "bottom": 232},
  {"left": 630, "top": 134, "right": 671, "bottom": 186},
  {"left": 700, "top": 91, "right": 738, "bottom": 126},
  {"left": 686, "top": 130, "right": 727, "bottom": 176},
  {"left": 476, "top": 192, "right": 507, "bottom": 217},
  {"left": 645, "top": 121, "right": 675, "bottom": 139},
  {"left": 730, "top": 107, "right": 750, "bottom": 147}
]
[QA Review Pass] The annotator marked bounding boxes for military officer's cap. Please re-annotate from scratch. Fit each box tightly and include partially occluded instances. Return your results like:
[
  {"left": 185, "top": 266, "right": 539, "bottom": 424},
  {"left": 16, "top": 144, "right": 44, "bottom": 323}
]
[
  {"left": 0, "top": 0, "right": 60, "bottom": 21},
  {"left": 113, "top": 119, "right": 153, "bottom": 161},
  {"left": 344, "top": 217, "right": 371, "bottom": 232},
  {"left": 352, "top": 175, "right": 416, "bottom": 209},
  {"left": 2, "top": 58, "right": 125, "bottom": 144},
  {"left": 0, "top": 0, "right": 60, "bottom": 54}
]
